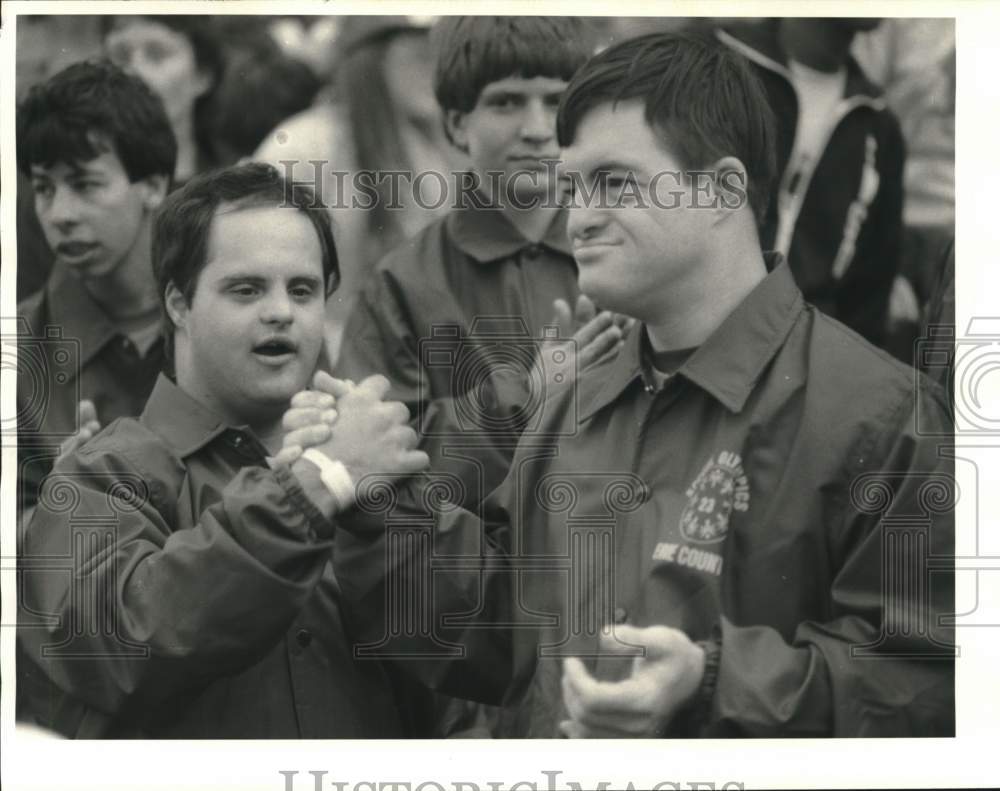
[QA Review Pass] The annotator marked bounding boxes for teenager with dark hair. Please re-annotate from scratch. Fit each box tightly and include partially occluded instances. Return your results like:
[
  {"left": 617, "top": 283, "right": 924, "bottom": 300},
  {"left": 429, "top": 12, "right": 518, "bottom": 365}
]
[
  {"left": 16, "top": 60, "right": 177, "bottom": 520},
  {"left": 291, "top": 30, "right": 954, "bottom": 738},
  {"left": 336, "top": 15, "right": 622, "bottom": 513},
  {"left": 19, "top": 162, "right": 433, "bottom": 738}
]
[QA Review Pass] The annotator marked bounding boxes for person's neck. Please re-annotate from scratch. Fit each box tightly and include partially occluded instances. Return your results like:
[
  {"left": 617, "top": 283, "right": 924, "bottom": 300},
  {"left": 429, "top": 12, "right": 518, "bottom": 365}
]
[
  {"left": 644, "top": 237, "right": 767, "bottom": 353},
  {"left": 173, "top": 114, "right": 200, "bottom": 182},
  {"left": 82, "top": 222, "right": 160, "bottom": 324},
  {"left": 254, "top": 420, "right": 285, "bottom": 456},
  {"left": 504, "top": 203, "right": 560, "bottom": 243},
  {"left": 174, "top": 363, "right": 287, "bottom": 455},
  {"left": 779, "top": 19, "right": 854, "bottom": 73}
]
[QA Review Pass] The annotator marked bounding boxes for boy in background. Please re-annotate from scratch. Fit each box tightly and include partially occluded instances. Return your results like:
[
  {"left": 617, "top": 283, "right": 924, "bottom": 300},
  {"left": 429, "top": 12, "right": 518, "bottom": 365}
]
[
  {"left": 16, "top": 60, "right": 176, "bottom": 521},
  {"left": 336, "top": 16, "right": 625, "bottom": 513}
]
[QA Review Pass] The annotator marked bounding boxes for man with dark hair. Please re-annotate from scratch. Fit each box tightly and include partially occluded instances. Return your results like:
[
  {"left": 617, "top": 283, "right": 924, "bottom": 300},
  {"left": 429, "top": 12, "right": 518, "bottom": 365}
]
[
  {"left": 294, "top": 31, "right": 954, "bottom": 737},
  {"left": 19, "top": 162, "right": 434, "bottom": 738},
  {"left": 336, "top": 15, "right": 626, "bottom": 514},
  {"left": 16, "top": 60, "right": 177, "bottom": 521}
]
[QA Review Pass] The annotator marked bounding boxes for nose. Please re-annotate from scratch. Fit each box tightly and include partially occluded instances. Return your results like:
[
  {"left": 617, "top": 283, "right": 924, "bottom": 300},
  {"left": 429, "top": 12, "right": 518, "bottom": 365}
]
[
  {"left": 520, "top": 98, "right": 555, "bottom": 145},
  {"left": 565, "top": 182, "right": 608, "bottom": 243},
  {"left": 45, "top": 185, "right": 81, "bottom": 230},
  {"left": 260, "top": 289, "right": 293, "bottom": 325}
]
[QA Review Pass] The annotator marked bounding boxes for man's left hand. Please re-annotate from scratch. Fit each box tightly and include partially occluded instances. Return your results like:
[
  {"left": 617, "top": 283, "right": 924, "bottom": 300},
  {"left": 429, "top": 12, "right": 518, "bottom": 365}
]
[{"left": 559, "top": 624, "right": 705, "bottom": 738}]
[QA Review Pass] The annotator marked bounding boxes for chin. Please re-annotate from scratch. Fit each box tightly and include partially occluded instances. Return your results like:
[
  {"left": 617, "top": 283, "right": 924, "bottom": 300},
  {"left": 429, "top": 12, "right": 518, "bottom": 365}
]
[
  {"left": 242, "top": 376, "right": 302, "bottom": 412},
  {"left": 579, "top": 273, "right": 616, "bottom": 306}
]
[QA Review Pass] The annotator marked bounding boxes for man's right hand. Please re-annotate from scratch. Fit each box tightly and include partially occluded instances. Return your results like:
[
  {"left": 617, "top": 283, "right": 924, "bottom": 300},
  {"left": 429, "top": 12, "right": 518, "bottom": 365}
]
[{"left": 283, "top": 372, "right": 429, "bottom": 512}]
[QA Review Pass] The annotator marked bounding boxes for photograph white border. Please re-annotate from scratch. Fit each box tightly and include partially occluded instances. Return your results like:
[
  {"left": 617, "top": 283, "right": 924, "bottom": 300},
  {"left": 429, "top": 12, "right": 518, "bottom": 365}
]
[{"left": 2, "top": 2, "right": 995, "bottom": 789}]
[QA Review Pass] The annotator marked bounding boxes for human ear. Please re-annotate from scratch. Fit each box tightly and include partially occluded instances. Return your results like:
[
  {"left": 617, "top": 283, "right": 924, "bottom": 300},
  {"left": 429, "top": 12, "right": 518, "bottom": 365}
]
[
  {"left": 164, "top": 281, "right": 189, "bottom": 333},
  {"left": 708, "top": 156, "right": 750, "bottom": 222},
  {"left": 444, "top": 109, "right": 470, "bottom": 154},
  {"left": 140, "top": 173, "right": 170, "bottom": 211}
]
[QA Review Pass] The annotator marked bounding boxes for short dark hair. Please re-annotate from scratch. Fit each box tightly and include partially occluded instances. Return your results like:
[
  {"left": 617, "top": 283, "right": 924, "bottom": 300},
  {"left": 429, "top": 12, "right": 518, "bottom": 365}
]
[
  {"left": 208, "top": 45, "right": 321, "bottom": 162},
  {"left": 16, "top": 59, "right": 177, "bottom": 180},
  {"left": 152, "top": 163, "right": 339, "bottom": 361},
  {"left": 432, "top": 16, "right": 595, "bottom": 113},
  {"left": 557, "top": 31, "right": 777, "bottom": 223}
]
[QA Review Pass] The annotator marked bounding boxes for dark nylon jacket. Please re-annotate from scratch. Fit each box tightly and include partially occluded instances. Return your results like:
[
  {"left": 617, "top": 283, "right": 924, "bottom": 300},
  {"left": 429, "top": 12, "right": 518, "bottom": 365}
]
[
  {"left": 18, "top": 375, "right": 455, "bottom": 738},
  {"left": 336, "top": 203, "right": 580, "bottom": 510},
  {"left": 336, "top": 259, "right": 955, "bottom": 737},
  {"left": 718, "top": 22, "right": 906, "bottom": 347},
  {"left": 16, "top": 265, "right": 165, "bottom": 516}
]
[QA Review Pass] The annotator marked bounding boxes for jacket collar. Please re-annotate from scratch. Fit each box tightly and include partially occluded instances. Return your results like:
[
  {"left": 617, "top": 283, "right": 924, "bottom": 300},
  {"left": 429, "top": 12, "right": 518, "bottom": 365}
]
[
  {"left": 141, "top": 374, "right": 233, "bottom": 458},
  {"left": 579, "top": 254, "right": 804, "bottom": 421},
  {"left": 717, "top": 21, "right": 886, "bottom": 105},
  {"left": 446, "top": 195, "right": 573, "bottom": 263},
  {"left": 45, "top": 265, "right": 122, "bottom": 376}
]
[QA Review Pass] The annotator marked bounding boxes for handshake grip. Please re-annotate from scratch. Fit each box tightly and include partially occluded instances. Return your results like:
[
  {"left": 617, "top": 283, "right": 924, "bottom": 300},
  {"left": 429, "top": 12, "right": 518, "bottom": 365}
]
[{"left": 283, "top": 373, "right": 431, "bottom": 514}]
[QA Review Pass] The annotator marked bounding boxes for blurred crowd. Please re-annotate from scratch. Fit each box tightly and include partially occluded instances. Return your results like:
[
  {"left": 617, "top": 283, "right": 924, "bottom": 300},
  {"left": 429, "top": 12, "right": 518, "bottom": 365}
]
[
  {"left": 15, "top": 14, "right": 955, "bottom": 365},
  {"left": 13, "top": 13, "right": 957, "bottom": 743}
]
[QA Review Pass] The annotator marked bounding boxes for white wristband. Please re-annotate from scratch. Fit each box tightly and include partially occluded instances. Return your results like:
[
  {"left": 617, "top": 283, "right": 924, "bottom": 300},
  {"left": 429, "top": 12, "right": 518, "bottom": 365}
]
[{"left": 301, "top": 449, "right": 355, "bottom": 509}]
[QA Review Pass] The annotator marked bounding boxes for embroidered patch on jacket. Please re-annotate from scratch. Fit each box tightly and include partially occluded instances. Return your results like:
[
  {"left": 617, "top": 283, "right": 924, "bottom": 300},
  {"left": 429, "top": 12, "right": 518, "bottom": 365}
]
[{"left": 678, "top": 450, "right": 749, "bottom": 544}]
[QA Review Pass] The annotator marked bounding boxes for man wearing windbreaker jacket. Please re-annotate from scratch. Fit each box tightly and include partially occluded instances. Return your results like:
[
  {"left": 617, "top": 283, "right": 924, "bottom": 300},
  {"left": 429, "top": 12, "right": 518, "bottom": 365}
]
[{"left": 287, "top": 31, "right": 953, "bottom": 738}]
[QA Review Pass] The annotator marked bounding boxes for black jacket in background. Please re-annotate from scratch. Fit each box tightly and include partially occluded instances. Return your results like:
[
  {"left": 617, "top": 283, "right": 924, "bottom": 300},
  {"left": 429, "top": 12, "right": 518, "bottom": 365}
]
[{"left": 718, "top": 21, "right": 906, "bottom": 347}]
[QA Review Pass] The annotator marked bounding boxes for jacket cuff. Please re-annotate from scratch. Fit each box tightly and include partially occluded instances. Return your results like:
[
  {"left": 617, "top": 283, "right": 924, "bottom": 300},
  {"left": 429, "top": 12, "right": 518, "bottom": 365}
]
[
  {"left": 273, "top": 462, "right": 336, "bottom": 541},
  {"left": 692, "top": 624, "right": 723, "bottom": 730}
]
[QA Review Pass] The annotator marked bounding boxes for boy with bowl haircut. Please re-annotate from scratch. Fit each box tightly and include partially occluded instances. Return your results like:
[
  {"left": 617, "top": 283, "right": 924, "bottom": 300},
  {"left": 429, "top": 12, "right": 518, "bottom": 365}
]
[{"left": 336, "top": 16, "right": 624, "bottom": 513}]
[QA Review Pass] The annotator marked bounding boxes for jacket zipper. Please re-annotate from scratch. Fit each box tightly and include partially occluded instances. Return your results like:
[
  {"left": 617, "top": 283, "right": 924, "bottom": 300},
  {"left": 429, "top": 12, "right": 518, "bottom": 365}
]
[{"left": 716, "top": 30, "right": 886, "bottom": 268}]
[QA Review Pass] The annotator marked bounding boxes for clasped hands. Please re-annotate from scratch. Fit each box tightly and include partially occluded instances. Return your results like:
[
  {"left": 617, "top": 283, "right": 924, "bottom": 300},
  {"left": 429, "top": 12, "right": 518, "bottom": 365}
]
[{"left": 275, "top": 371, "right": 429, "bottom": 511}]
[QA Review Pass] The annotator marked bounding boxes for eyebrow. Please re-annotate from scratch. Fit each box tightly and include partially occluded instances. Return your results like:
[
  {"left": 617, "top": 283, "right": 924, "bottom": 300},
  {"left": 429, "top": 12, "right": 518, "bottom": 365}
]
[
  {"left": 568, "top": 160, "right": 651, "bottom": 180},
  {"left": 70, "top": 166, "right": 106, "bottom": 178},
  {"left": 29, "top": 165, "right": 106, "bottom": 179},
  {"left": 481, "top": 87, "right": 524, "bottom": 97},
  {"left": 216, "top": 274, "right": 324, "bottom": 287}
]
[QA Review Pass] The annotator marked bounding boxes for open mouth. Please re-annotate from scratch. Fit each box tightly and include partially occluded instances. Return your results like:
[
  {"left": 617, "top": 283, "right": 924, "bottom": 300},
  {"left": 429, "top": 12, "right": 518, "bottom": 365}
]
[
  {"left": 56, "top": 242, "right": 99, "bottom": 260},
  {"left": 252, "top": 339, "right": 297, "bottom": 358}
]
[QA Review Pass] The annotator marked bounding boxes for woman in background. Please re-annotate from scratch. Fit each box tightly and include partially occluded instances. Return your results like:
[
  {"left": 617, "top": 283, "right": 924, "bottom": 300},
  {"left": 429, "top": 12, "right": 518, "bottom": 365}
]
[
  {"left": 104, "top": 15, "right": 224, "bottom": 183},
  {"left": 254, "top": 16, "right": 466, "bottom": 361}
]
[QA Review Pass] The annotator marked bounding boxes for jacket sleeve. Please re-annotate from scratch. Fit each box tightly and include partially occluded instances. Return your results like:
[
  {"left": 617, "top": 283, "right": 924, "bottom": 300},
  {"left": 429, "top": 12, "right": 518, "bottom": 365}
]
[
  {"left": 837, "top": 112, "right": 906, "bottom": 346},
  {"left": 336, "top": 266, "right": 533, "bottom": 509},
  {"left": 699, "top": 380, "right": 954, "bottom": 736},
  {"left": 333, "top": 468, "right": 516, "bottom": 706},
  {"left": 19, "top": 437, "right": 335, "bottom": 720}
]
